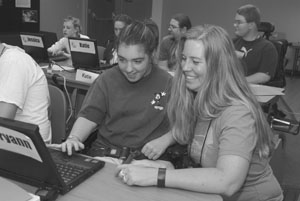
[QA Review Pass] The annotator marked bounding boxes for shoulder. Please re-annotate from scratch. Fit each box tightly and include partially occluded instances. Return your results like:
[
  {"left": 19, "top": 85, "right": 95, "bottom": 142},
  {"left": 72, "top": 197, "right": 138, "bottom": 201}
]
[
  {"left": 79, "top": 34, "right": 90, "bottom": 39},
  {"left": 162, "top": 35, "right": 174, "bottom": 42},
  {"left": 217, "top": 103, "right": 254, "bottom": 127}
]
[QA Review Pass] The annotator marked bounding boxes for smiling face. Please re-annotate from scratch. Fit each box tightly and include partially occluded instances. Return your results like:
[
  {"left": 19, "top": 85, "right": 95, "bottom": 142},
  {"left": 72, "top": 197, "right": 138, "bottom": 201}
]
[
  {"left": 63, "top": 20, "right": 78, "bottom": 37},
  {"left": 181, "top": 39, "right": 207, "bottom": 92},
  {"left": 117, "top": 43, "right": 152, "bottom": 83}
]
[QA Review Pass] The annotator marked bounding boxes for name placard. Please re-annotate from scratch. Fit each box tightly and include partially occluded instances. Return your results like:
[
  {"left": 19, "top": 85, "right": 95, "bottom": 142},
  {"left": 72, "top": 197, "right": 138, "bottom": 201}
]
[
  {"left": 0, "top": 126, "right": 42, "bottom": 162},
  {"left": 69, "top": 39, "right": 96, "bottom": 54},
  {"left": 75, "top": 69, "right": 99, "bottom": 84},
  {"left": 20, "top": 34, "right": 44, "bottom": 48}
]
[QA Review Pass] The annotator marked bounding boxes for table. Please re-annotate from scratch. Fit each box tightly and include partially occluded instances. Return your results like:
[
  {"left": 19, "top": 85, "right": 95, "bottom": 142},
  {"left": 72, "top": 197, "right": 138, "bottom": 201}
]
[{"left": 17, "top": 162, "right": 222, "bottom": 201}]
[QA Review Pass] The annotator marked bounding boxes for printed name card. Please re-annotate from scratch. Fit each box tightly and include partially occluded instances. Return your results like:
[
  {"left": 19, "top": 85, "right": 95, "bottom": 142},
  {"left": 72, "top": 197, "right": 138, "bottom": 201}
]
[
  {"left": 0, "top": 126, "right": 42, "bottom": 162},
  {"left": 69, "top": 39, "right": 96, "bottom": 54},
  {"left": 20, "top": 34, "right": 44, "bottom": 48},
  {"left": 75, "top": 69, "right": 99, "bottom": 84}
]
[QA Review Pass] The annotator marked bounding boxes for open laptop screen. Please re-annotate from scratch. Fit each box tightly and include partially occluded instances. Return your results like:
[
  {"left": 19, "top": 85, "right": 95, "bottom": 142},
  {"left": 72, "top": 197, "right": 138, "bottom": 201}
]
[
  {"left": 0, "top": 117, "right": 105, "bottom": 194},
  {"left": 20, "top": 32, "right": 48, "bottom": 63},
  {"left": 0, "top": 117, "right": 62, "bottom": 188},
  {"left": 68, "top": 37, "right": 100, "bottom": 70}
]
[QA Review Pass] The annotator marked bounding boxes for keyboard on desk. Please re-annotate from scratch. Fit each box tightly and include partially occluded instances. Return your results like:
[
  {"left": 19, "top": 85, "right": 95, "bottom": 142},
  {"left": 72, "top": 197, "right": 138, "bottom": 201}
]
[
  {"left": 55, "top": 163, "right": 86, "bottom": 184},
  {"left": 49, "top": 148, "right": 105, "bottom": 186}
]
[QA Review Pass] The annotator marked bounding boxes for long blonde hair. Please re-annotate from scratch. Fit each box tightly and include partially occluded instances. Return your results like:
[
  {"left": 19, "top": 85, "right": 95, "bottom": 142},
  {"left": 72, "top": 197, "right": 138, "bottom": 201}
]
[{"left": 168, "top": 25, "right": 275, "bottom": 158}]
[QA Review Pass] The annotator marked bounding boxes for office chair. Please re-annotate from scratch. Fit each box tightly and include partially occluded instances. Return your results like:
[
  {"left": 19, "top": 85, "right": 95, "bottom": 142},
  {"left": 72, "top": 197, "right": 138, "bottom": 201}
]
[
  {"left": 48, "top": 84, "right": 69, "bottom": 143},
  {"left": 97, "top": 45, "right": 106, "bottom": 60},
  {"left": 258, "top": 22, "right": 275, "bottom": 40}
]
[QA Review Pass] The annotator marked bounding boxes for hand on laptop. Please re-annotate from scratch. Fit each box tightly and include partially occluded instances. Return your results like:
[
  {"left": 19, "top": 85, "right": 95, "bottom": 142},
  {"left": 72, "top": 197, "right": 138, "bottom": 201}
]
[{"left": 48, "top": 137, "right": 85, "bottom": 156}]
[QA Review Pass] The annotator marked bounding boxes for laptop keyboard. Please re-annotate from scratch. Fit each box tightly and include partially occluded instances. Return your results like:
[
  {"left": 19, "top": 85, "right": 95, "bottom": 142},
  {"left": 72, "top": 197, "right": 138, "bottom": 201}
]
[{"left": 55, "top": 163, "right": 86, "bottom": 183}]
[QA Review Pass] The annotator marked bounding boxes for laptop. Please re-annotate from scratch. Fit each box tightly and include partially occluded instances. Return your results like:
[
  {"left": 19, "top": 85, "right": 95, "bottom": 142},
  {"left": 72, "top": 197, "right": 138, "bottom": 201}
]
[
  {"left": 20, "top": 32, "right": 49, "bottom": 63},
  {"left": 68, "top": 37, "right": 102, "bottom": 71},
  {"left": 0, "top": 117, "right": 105, "bottom": 194},
  {"left": 39, "top": 31, "right": 69, "bottom": 62}
]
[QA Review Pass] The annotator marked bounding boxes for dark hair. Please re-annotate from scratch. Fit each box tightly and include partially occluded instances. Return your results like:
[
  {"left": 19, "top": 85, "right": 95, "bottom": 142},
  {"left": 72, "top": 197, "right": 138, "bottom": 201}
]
[
  {"left": 113, "top": 14, "right": 132, "bottom": 26},
  {"left": 172, "top": 13, "right": 192, "bottom": 30},
  {"left": 116, "top": 19, "right": 159, "bottom": 55},
  {"left": 237, "top": 4, "right": 261, "bottom": 28}
]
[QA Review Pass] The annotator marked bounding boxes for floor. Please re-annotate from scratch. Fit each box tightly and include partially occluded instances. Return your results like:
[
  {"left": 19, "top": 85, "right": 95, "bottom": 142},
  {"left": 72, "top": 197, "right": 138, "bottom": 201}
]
[{"left": 274, "top": 75, "right": 300, "bottom": 200}]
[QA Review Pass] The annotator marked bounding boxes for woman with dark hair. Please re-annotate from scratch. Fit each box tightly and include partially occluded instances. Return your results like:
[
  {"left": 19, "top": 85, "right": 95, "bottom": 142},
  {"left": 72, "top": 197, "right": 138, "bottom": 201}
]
[
  {"left": 158, "top": 13, "right": 191, "bottom": 72},
  {"left": 103, "top": 14, "right": 132, "bottom": 65},
  {"left": 117, "top": 25, "right": 283, "bottom": 201},
  {"left": 51, "top": 20, "right": 173, "bottom": 164}
]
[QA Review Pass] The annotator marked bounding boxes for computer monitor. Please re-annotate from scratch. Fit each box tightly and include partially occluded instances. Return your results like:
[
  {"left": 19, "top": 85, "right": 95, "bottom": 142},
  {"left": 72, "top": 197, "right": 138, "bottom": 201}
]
[
  {"left": 20, "top": 32, "right": 48, "bottom": 63},
  {"left": 68, "top": 37, "right": 100, "bottom": 70}
]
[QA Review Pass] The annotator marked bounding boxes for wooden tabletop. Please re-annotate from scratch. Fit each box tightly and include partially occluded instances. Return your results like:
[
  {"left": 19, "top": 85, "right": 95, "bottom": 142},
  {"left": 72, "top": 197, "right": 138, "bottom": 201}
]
[{"left": 56, "top": 162, "right": 222, "bottom": 201}]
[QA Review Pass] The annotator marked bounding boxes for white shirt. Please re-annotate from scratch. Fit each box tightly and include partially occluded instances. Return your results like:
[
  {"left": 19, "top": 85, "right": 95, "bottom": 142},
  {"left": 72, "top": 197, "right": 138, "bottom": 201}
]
[{"left": 0, "top": 44, "right": 52, "bottom": 143}]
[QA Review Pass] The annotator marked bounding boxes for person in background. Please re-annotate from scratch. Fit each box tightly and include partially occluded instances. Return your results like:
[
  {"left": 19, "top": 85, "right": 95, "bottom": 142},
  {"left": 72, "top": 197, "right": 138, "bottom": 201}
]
[
  {"left": 158, "top": 13, "right": 191, "bottom": 72},
  {"left": 47, "top": 16, "right": 89, "bottom": 58},
  {"left": 50, "top": 20, "right": 173, "bottom": 164},
  {"left": 103, "top": 14, "right": 132, "bottom": 65},
  {"left": 0, "top": 42, "right": 52, "bottom": 143},
  {"left": 116, "top": 25, "right": 283, "bottom": 201},
  {"left": 233, "top": 4, "right": 278, "bottom": 84}
]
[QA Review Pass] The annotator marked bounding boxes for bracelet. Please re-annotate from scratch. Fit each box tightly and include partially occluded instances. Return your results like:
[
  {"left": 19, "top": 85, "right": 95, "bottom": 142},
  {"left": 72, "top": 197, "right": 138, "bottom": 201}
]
[
  {"left": 67, "top": 135, "right": 81, "bottom": 142},
  {"left": 157, "top": 168, "right": 166, "bottom": 188}
]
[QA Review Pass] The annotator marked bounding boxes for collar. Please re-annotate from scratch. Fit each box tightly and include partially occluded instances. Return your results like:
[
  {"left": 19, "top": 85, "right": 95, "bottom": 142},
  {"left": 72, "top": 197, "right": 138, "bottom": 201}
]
[{"left": 0, "top": 43, "right": 7, "bottom": 57}]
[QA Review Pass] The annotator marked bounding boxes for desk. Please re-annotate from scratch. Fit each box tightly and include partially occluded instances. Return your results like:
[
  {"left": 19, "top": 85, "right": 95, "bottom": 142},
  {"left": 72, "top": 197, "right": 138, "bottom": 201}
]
[
  {"left": 17, "top": 162, "right": 222, "bottom": 201},
  {"left": 44, "top": 69, "right": 91, "bottom": 91}
]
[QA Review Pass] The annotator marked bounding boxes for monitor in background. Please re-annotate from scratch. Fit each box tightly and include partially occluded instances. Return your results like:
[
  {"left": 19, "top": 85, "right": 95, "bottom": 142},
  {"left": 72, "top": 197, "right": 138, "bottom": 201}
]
[
  {"left": 68, "top": 37, "right": 100, "bottom": 70},
  {"left": 20, "top": 32, "right": 48, "bottom": 63},
  {"left": 39, "top": 30, "right": 58, "bottom": 49}
]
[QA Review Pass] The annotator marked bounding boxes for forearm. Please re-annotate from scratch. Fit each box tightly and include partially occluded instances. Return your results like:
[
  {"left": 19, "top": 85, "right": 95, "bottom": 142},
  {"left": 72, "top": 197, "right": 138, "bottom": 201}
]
[
  {"left": 68, "top": 117, "right": 98, "bottom": 142},
  {"left": 246, "top": 72, "right": 270, "bottom": 84},
  {"left": 0, "top": 102, "right": 18, "bottom": 119},
  {"left": 165, "top": 168, "right": 235, "bottom": 196}
]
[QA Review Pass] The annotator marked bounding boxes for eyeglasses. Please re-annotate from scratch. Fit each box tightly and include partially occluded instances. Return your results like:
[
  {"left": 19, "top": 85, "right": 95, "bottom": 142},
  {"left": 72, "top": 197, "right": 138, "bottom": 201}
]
[
  {"left": 233, "top": 20, "right": 248, "bottom": 26},
  {"left": 169, "top": 24, "right": 180, "bottom": 30}
]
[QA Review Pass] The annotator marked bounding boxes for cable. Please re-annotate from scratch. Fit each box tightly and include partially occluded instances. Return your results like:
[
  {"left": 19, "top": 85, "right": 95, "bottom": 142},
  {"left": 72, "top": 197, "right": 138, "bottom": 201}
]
[
  {"left": 49, "top": 60, "right": 74, "bottom": 73},
  {"left": 60, "top": 75, "right": 73, "bottom": 125}
]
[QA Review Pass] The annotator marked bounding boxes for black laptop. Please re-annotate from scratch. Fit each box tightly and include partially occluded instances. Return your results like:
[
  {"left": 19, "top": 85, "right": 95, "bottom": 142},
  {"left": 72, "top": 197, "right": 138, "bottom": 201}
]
[
  {"left": 20, "top": 32, "right": 49, "bottom": 63},
  {"left": 39, "top": 31, "right": 69, "bottom": 62},
  {"left": 0, "top": 117, "right": 105, "bottom": 194}
]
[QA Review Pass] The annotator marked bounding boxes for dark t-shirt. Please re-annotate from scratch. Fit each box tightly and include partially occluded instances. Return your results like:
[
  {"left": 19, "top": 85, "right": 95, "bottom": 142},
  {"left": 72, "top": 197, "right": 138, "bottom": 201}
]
[
  {"left": 234, "top": 37, "right": 278, "bottom": 78},
  {"left": 79, "top": 65, "right": 172, "bottom": 148}
]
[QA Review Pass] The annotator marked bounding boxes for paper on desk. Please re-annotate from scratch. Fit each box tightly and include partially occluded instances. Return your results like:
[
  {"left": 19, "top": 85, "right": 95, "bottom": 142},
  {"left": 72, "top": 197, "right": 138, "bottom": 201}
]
[
  {"left": 40, "top": 64, "right": 74, "bottom": 71},
  {"left": 249, "top": 84, "right": 285, "bottom": 96}
]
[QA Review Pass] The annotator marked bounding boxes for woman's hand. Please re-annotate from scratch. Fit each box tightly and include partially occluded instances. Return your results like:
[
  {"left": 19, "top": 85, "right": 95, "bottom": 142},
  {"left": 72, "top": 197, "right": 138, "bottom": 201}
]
[
  {"left": 142, "top": 132, "right": 175, "bottom": 160},
  {"left": 48, "top": 137, "right": 85, "bottom": 156},
  {"left": 116, "top": 164, "right": 158, "bottom": 186},
  {"left": 116, "top": 159, "right": 173, "bottom": 187}
]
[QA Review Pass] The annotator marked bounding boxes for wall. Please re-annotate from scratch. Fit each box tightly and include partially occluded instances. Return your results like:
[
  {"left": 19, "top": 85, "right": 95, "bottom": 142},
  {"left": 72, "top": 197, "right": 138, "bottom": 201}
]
[
  {"left": 159, "top": 0, "right": 300, "bottom": 43},
  {"left": 40, "top": 0, "right": 87, "bottom": 39}
]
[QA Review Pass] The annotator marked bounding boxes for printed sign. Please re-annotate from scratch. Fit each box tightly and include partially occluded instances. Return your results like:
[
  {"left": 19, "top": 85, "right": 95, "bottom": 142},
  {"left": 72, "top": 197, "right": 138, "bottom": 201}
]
[
  {"left": 75, "top": 69, "right": 99, "bottom": 84},
  {"left": 20, "top": 34, "right": 44, "bottom": 48},
  {"left": 0, "top": 126, "right": 42, "bottom": 162},
  {"left": 69, "top": 39, "right": 96, "bottom": 54}
]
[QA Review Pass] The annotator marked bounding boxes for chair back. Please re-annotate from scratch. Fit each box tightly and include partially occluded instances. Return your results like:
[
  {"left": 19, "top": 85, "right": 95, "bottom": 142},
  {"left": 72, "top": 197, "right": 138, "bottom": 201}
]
[
  {"left": 48, "top": 84, "right": 68, "bottom": 143},
  {"left": 266, "top": 39, "right": 289, "bottom": 88},
  {"left": 97, "top": 45, "right": 106, "bottom": 60}
]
